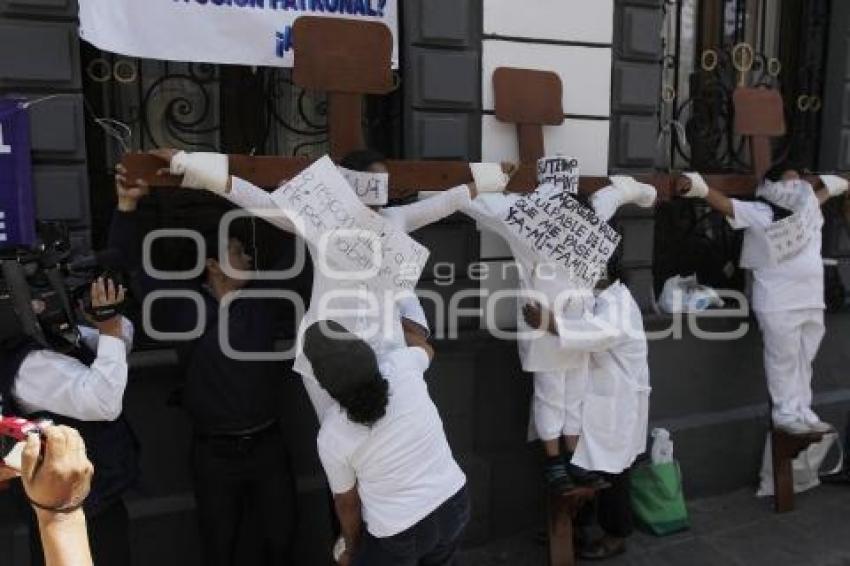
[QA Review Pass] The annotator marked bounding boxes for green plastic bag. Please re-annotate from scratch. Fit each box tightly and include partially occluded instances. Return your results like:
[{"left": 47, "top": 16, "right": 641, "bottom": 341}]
[{"left": 630, "top": 461, "right": 690, "bottom": 535}]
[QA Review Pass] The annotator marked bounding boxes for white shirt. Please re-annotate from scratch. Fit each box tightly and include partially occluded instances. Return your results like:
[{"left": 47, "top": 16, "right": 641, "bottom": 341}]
[
  {"left": 226, "top": 178, "right": 470, "bottom": 419},
  {"left": 567, "top": 283, "right": 651, "bottom": 474},
  {"left": 316, "top": 347, "right": 466, "bottom": 538},
  {"left": 12, "top": 318, "right": 134, "bottom": 422},
  {"left": 728, "top": 199, "right": 825, "bottom": 313},
  {"left": 464, "top": 193, "right": 593, "bottom": 373}
]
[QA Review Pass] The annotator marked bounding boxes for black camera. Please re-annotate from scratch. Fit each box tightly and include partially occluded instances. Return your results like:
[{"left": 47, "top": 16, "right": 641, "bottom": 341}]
[{"left": 0, "top": 223, "right": 123, "bottom": 352}]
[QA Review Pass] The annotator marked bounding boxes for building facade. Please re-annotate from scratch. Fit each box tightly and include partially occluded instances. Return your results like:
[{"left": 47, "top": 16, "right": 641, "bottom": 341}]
[{"left": 1, "top": 1, "right": 850, "bottom": 564}]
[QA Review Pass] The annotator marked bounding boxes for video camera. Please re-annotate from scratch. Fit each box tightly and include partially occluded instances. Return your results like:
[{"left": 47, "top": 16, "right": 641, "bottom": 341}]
[{"left": 0, "top": 222, "right": 123, "bottom": 353}]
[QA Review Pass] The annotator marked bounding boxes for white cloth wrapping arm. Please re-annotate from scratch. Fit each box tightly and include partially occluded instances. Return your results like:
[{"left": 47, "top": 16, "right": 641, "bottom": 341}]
[
  {"left": 820, "top": 174, "right": 849, "bottom": 198},
  {"left": 470, "top": 163, "right": 510, "bottom": 193},
  {"left": 680, "top": 172, "right": 709, "bottom": 198},
  {"left": 170, "top": 151, "right": 230, "bottom": 194}
]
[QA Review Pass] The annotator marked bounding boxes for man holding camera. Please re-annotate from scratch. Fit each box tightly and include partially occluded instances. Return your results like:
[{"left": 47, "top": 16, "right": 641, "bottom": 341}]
[{"left": 0, "top": 276, "right": 139, "bottom": 565}]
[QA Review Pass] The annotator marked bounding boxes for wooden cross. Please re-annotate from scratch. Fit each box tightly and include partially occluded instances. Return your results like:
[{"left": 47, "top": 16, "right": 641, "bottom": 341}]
[{"left": 121, "top": 17, "right": 844, "bottom": 202}]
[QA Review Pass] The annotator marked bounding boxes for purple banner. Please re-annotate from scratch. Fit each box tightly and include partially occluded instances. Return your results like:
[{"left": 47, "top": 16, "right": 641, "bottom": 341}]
[{"left": 0, "top": 98, "right": 35, "bottom": 247}]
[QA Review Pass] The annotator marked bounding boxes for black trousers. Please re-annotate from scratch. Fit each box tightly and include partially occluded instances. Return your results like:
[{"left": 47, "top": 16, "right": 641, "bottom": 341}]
[
  {"left": 28, "top": 499, "right": 130, "bottom": 566},
  {"left": 191, "top": 422, "right": 297, "bottom": 566},
  {"left": 352, "top": 486, "right": 471, "bottom": 566},
  {"left": 578, "top": 468, "right": 634, "bottom": 539}
]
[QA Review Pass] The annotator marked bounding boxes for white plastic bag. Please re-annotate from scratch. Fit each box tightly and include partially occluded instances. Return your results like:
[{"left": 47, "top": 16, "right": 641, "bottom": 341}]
[
  {"left": 658, "top": 275, "right": 723, "bottom": 314},
  {"left": 756, "top": 432, "right": 843, "bottom": 497},
  {"left": 650, "top": 428, "right": 674, "bottom": 464}
]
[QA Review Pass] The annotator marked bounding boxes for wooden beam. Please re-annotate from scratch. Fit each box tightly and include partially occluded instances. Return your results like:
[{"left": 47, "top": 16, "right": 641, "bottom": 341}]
[{"left": 120, "top": 154, "right": 847, "bottom": 202}]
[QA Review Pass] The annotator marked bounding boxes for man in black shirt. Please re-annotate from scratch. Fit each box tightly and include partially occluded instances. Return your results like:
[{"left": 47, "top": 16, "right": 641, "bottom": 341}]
[{"left": 111, "top": 166, "right": 305, "bottom": 565}]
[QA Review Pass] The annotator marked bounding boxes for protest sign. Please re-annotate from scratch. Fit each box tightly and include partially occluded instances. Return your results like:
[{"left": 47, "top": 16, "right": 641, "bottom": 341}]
[
  {"left": 78, "top": 0, "right": 398, "bottom": 68},
  {"left": 270, "top": 156, "right": 428, "bottom": 291},
  {"left": 537, "top": 156, "right": 579, "bottom": 195},
  {"left": 502, "top": 184, "right": 621, "bottom": 288},
  {"left": 764, "top": 201, "right": 820, "bottom": 264},
  {"left": 0, "top": 99, "right": 35, "bottom": 247},
  {"left": 338, "top": 166, "right": 389, "bottom": 206}
]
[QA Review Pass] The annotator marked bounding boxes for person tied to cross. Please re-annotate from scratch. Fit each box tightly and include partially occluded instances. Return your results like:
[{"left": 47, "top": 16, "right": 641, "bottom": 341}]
[
  {"left": 463, "top": 165, "right": 654, "bottom": 492},
  {"left": 677, "top": 167, "right": 849, "bottom": 435},
  {"left": 146, "top": 147, "right": 477, "bottom": 422}
]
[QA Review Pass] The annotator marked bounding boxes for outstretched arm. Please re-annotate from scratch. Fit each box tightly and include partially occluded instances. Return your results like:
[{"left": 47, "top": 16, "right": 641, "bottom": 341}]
[
  {"left": 381, "top": 184, "right": 474, "bottom": 233},
  {"left": 148, "top": 149, "right": 297, "bottom": 234},
  {"left": 817, "top": 175, "right": 849, "bottom": 207},
  {"left": 675, "top": 173, "right": 735, "bottom": 218}
]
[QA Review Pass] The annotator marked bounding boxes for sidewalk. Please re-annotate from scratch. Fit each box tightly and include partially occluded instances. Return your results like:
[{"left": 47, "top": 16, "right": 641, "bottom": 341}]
[{"left": 460, "top": 484, "right": 850, "bottom": 566}]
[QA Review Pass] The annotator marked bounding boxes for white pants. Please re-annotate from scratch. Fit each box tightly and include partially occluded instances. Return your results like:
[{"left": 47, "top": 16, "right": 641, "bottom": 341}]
[
  {"left": 756, "top": 308, "right": 825, "bottom": 424},
  {"left": 533, "top": 365, "right": 589, "bottom": 441}
]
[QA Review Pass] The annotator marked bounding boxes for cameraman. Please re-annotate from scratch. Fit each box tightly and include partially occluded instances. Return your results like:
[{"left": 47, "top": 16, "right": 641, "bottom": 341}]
[{"left": 0, "top": 277, "right": 139, "bottom": 565}]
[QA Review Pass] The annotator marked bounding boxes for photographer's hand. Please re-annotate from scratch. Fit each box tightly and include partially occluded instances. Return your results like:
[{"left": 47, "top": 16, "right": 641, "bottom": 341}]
[
  {"left": 86, "top": 278, "right": 126, "bottom": 338},
  {"left": 23, "top": 425, "right": 94, "bottom": 566},
  {"left": 115, "top": 164, "right": 149, "bottom": 212}
]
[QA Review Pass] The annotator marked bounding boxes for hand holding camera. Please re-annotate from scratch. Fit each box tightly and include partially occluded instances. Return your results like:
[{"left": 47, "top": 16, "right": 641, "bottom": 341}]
[
  {"left": 82, "top": 277, "right": 126, "bottom": 339},
  {"left": 22, "top": 425, "right": 93, "bottom": 515}
]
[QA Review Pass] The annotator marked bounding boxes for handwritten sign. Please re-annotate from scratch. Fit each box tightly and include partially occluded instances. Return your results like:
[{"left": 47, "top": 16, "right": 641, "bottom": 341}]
[
  {"left": 270, "top": 156, "right": 428, "bottom": 291},
  {"left": 502, "top": 184, "right": 621, "bottom": 288},
  {"left": 537, "top": 156, "right": 579, "bottom": 195},
  {"left": 764, "top": 201, "right": 820, "bottom": 263},
  {"left": 338, "top": 166, "right": 389, "bottom": 206}
]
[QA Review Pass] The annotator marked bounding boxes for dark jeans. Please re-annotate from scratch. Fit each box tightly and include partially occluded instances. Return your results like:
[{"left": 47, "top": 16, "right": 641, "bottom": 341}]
[
  {"left": 28, "top": 499, "right": 130, "bottom": 566},
  {"left": 578, "top": 468, "right": 634, "bottom": 539},
  {"left": 191, "top": 422, "right": 297, "bottom": 566},
  {"left": 353, "top": 485, "right": 471, "bottom": 566}
]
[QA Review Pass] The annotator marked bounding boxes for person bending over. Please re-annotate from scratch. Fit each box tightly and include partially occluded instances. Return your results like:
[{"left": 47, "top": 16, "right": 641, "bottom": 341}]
[{"left": 304, "top": 319, "right": 469, "bottom": 566}]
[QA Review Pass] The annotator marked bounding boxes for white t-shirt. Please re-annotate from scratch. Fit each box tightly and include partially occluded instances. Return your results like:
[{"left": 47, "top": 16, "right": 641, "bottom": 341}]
[
  {"left": 728, "top": 199, "right": 824, "bottom": 313},
  {"left": 464, "top": 193, "right": 593, "bottom": 373},
  {"left": 316, "top": 347, "right": 466, "bottom": 538}
]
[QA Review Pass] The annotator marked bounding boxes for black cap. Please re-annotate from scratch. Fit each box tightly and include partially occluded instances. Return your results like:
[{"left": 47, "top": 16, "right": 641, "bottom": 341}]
[{"left": 303, "top": 320, "right": 381, "bottom": 400}]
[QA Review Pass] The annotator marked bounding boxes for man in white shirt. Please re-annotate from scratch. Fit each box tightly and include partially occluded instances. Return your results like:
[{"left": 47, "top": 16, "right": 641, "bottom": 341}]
[
  {"left": 0, "top": 276, "right": 138, "bottom": 566},
  {"left": 677, "top": 168, "right": 848, "bottom": 434},
  {"left": 303, "top": 319, "right": 468, "bottom": 566}
]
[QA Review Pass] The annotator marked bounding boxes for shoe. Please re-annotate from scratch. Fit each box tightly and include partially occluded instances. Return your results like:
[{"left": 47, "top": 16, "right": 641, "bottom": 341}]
[
  {"left": 566, "top": 461, "right": 611, "bottom": 490},
  {"left": 774, "top": 419, "right": 814, "bottom": 435},
  {"left": 579, "top": 536, "right": 627, "bottom": 560},
  {"left": 801, "top": 409, "right": 833, "bottom": 433},
  {"left": 544, "top": 456, "right": 576, "bottom": 493},
  {"left": 803, "top": 419, "right": 833, "bottom": 433}
]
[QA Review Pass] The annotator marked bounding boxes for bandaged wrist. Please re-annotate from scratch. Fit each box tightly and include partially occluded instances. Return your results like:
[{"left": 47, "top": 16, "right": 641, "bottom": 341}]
[
  {"left": 170, "top": 151, "right": 229, "bottom": 194},
  {"left": 820, "top": 174, "right": 848, "bottom": 197},
  {"left": 608, "top": 175, "right": 657, "bottom": 208},
  {"left": 681, "top": 172, "right": 709, "bottom": 198},
  {"left": 470, "top": 163, "right": 510, "bottom": 193}
]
